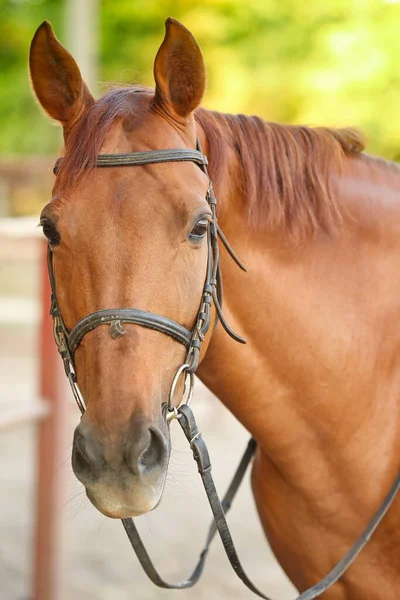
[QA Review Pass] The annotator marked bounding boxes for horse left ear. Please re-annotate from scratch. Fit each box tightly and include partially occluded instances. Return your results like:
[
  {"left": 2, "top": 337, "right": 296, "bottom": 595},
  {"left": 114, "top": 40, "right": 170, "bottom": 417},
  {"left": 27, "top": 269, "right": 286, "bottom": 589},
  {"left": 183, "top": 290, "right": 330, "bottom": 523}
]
[{"left": 153, "top": 18, "right": 206, "bottom": 121}]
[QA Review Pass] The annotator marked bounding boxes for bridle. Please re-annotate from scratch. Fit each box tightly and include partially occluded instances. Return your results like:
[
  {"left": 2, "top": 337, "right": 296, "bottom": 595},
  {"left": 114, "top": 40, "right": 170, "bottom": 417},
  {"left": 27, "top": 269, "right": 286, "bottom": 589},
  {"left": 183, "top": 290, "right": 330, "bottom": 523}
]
[
  {"left": 49, "top": 141, "right": 246, "bottom": 420},
  {"left": 48, "top": 140, "right": 400, "bottom": 600}
]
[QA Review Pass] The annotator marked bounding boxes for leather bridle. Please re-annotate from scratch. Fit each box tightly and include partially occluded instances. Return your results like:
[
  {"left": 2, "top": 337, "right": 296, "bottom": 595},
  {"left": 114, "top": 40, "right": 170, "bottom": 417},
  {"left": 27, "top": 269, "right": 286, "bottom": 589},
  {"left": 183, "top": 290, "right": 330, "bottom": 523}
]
[
  {"left": 49, "top": 141, "right": 245, "bottom": 419},
  {"left": 47, "top": 140, "right": 400, "bottom": 600}
]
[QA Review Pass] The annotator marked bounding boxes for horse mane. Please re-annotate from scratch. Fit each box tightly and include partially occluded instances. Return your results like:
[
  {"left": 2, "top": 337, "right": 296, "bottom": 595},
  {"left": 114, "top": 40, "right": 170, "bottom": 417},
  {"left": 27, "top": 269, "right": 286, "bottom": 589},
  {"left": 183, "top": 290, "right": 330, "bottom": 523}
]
[
  {"left": 195, "top": 109, "right": 365, "bottom": 238},
  {"left": 55, "top": 85, "right": 365, "bottom": 239}
]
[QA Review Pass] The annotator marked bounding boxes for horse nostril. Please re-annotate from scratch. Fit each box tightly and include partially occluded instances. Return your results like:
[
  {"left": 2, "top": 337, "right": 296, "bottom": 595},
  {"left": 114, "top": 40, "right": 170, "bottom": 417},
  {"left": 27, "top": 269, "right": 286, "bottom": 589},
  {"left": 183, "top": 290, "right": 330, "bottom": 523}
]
[
  {"left": 73, "top": 443, "right": 91, "bottom": 474},
  {"left": 125, "top": 426, "right": 168, "bottom": 475},
  {"left": 139, "top": 427, "right": 167, "bottom": 470},
  {"left": 72, "top": 424, "right": 101, "bottom": 484}
]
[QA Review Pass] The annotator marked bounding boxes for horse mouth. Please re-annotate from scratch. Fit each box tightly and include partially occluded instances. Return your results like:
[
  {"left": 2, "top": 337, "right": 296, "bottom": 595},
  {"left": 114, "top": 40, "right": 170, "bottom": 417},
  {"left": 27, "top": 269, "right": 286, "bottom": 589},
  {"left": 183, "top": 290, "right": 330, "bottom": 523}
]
[{"left": 85, "top": 472, "right": 167, "bottom": 519}]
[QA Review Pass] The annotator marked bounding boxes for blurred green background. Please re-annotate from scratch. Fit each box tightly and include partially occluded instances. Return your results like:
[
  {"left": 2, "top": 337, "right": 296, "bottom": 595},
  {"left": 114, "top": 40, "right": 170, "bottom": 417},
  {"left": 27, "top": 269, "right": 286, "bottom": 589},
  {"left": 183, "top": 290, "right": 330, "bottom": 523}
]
[{"left": 1, "top": 0, "right": 400, "bottom": 215}]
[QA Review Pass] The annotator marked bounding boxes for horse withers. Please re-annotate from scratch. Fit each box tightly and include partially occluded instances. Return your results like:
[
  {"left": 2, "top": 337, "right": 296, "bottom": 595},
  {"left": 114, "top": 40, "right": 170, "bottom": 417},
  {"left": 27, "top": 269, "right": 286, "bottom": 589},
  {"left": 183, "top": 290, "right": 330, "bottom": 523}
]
[{"left": 29, "top": 17, "right": 400, "bottom": 600}]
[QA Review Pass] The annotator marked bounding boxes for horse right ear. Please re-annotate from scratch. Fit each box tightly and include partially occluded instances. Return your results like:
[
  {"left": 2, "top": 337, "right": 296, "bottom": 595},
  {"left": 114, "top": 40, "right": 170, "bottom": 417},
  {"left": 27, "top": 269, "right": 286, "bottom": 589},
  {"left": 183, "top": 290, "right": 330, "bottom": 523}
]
[
  {"left": 153, "top": 18, "right": 206, "bottom": 121},
  {"left": 29, "top": 21, "right": 94, "bottom": 129}
]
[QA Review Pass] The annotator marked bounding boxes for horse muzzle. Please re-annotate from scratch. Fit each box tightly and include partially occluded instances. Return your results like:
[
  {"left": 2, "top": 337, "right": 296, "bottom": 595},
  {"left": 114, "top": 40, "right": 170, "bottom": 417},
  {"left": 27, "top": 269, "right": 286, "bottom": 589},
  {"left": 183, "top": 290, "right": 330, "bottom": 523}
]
[{"left": 71, "top": 418, "right": 170, "bottom": 518}]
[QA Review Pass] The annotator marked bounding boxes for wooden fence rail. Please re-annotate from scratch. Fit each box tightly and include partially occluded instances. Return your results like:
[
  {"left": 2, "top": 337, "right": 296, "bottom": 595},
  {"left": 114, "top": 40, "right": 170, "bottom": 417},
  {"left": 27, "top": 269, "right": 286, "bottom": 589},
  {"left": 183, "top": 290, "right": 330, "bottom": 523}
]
[{"left": 0, "top": 221, "right": 65, "bottom": 600}]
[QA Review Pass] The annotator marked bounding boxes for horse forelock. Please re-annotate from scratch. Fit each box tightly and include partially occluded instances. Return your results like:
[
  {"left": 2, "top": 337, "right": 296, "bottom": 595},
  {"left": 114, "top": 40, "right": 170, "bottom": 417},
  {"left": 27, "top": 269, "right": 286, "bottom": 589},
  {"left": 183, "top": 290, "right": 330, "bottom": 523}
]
[{"left": 54, "top": 86, "right": 152, "bottom": 194}]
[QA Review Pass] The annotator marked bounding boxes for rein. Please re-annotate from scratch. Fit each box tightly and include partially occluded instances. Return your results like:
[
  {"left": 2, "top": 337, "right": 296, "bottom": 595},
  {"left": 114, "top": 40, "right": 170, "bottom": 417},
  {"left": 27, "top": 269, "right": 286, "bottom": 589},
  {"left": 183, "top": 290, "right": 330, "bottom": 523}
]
[{"left": 48, "top": 141, "right": 400, "bottom": 599}]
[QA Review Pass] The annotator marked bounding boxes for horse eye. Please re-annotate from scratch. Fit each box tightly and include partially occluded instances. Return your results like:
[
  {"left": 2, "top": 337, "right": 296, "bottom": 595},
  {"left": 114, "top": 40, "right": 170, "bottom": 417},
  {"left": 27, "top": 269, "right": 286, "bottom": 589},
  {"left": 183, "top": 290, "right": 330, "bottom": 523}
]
[
  {"left": 40, "top": 219, "right": 60, "bottom": 246},
  {"left": 189, "top": 218, "right": 208, "bottom": 242}
]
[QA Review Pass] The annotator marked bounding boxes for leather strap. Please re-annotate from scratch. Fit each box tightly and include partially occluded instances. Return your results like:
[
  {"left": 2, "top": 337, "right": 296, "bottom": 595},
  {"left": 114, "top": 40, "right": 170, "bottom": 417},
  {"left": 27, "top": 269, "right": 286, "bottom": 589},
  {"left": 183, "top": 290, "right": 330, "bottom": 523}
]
[
  {"left": 121, "top": 431, "right": 257, "bottom": 589},
  {"left": 122, "top": 404, "right": 400, "bottom": 600},
  {"left": 53, "top": 148, "right": 208, "bottom": 174},
  {"left": 68, "top": 308, "right": 192, "bottom": 354},
  {"left": 176, "top": 405, "right": 400, "bottom": 600}
]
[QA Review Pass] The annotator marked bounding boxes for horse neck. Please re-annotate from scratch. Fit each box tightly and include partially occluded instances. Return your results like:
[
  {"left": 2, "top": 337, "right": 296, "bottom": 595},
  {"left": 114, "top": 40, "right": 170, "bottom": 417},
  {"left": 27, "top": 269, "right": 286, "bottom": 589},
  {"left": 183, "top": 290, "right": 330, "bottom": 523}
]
[{"left": 196, "top": 118, "right": 400, "bottom": 490}]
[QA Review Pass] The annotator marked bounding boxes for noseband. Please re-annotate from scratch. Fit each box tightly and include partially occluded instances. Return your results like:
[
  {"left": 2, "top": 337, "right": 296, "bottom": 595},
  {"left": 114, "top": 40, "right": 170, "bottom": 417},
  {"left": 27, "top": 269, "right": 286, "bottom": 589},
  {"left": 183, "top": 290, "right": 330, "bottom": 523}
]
[
  {"left": 49, "top": 140, "right": 246, "bottom": 418},
  {"left": 47, "top": 140, "right": 400, "bottom": 600}
]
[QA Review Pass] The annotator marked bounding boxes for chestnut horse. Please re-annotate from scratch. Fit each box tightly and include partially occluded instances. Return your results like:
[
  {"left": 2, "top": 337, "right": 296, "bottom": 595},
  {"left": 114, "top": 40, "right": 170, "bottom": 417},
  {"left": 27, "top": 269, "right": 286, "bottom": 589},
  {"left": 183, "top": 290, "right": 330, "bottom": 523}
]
[{"left": 29, "top": 18, "right": 400, "bottom": 600}]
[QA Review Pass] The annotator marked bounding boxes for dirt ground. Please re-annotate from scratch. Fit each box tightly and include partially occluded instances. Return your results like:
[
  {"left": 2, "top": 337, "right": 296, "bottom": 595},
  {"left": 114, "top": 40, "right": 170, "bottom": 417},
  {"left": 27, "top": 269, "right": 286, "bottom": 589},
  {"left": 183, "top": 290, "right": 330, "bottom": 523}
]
[{"left": 0, "top": 231, "right": 297, "bottom": 600}]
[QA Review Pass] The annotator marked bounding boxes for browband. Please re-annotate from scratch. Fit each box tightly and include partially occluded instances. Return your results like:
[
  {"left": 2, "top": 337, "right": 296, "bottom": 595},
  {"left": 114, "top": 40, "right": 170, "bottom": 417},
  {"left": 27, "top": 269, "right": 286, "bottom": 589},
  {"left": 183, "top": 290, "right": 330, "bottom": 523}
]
[{"left": 53, "top": 148, "right": 208, "bottom": 175}]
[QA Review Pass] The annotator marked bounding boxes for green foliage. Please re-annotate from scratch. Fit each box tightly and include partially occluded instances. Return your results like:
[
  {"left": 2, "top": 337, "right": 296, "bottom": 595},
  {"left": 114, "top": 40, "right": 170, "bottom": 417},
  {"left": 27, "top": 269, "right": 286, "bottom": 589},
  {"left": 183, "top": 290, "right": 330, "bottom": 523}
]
[
  {"left": 0, "top": 0, "right": 62, "bottom": 154},
  {"left": 2, "top": 0, "right": 400, "bottom": 158}
]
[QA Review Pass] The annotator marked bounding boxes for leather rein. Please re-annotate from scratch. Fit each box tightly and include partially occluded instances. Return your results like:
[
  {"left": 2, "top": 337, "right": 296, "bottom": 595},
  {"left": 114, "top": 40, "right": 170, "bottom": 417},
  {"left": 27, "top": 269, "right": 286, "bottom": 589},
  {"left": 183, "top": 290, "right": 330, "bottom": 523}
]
[{"left": 48, "top": 141, "right": 400, "bottom": 599}]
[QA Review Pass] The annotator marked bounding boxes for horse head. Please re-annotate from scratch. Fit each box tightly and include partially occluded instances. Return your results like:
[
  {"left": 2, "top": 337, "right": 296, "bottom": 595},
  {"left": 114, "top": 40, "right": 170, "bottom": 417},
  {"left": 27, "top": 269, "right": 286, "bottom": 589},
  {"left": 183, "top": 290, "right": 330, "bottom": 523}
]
[{"left": 30, "top": 18, "right": 217, "bottom": 518}]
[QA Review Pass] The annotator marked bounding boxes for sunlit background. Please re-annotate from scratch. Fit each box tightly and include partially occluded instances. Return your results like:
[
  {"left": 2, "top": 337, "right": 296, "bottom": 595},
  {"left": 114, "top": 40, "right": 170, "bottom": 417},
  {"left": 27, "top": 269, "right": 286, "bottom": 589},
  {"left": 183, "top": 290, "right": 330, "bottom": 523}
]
[
  {"left": 2, "top": 0, "right": 400, "bottom": 215},
  {"left": 1, "top": 1, "right": 400, "bottom": 599}
]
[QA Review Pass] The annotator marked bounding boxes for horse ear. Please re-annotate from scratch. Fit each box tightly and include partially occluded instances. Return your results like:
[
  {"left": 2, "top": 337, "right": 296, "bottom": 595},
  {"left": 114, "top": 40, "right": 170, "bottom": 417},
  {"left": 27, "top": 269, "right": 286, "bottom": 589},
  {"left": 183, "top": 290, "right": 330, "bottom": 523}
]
[
  {"left": 29, "top": 21, "right": 94, "bottom": 128},
  {"left": 153, "top": 18, "right": 206, "bottom": 121}
]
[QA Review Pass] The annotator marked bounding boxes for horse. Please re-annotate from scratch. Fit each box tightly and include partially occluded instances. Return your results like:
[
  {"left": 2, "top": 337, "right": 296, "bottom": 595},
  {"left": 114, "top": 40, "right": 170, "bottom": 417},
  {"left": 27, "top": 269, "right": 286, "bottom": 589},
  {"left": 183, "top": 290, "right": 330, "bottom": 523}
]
[{"left": 29, "top": 17, "right": 400, "bottom": 600}]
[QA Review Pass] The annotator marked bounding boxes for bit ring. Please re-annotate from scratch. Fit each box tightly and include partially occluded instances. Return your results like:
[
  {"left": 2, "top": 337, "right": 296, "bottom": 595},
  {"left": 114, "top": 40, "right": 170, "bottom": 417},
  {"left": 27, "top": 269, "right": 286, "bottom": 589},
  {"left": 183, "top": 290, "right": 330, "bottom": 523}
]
[{"left": 168, "top": 363, "right": 195, "bottom": 418}]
